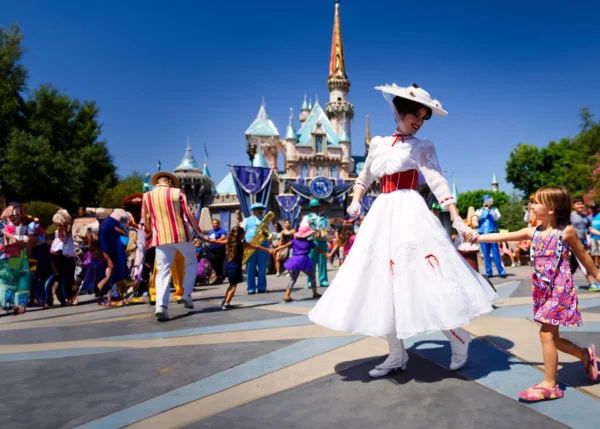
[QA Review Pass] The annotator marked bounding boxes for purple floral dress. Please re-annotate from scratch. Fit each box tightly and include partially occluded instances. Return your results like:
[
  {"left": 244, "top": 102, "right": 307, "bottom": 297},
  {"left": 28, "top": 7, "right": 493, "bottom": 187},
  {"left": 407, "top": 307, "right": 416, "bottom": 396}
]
[{"left": 530, "top": 225, "right": 582, "bottom": 327}]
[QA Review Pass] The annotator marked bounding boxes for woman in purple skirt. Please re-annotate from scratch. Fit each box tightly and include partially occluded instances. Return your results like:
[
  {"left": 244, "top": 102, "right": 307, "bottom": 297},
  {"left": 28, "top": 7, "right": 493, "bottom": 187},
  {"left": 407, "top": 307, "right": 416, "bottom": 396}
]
[{"left": 276, "top": 225, "right": 330, "bottom": 302}]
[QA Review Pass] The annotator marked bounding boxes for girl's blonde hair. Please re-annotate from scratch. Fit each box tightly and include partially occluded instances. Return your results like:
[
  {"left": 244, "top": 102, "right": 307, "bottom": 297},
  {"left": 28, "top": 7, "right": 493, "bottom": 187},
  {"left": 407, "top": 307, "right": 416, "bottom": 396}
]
[{"left": 533, "top": 186, "right": 572, "bottom": 223}]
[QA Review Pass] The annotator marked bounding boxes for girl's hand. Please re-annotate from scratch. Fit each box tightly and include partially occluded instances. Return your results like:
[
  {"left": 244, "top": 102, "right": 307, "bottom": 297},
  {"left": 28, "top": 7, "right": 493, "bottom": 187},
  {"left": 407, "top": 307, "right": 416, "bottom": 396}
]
[{"left": 596, "top": 272, "right": 600, "bottom": 284}]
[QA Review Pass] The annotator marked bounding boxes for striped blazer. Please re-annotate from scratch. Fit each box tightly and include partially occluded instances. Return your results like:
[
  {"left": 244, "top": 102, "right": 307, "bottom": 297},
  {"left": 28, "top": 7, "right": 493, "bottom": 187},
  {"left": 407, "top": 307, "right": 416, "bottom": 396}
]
[{"left": 142, "top": 185, "right": 202, "bottom": 247}]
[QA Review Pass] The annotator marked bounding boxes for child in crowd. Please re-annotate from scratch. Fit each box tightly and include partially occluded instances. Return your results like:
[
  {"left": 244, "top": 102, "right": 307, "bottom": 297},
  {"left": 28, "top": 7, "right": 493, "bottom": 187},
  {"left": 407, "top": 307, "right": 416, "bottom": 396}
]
[
  {"left": 201, "top": 226, "right": 272, "bottom": 310},
  {"left": 276, "top": 225, "right": 330, "bottom": 302},
  {"left": 30, "top": 231, "right": 52, "bottom": 306},
  {"left": 476, "top": 186, "right": 598, "bottom": 401},
  {"left": 329, "top": 223, "right": 356, "bottom": 266}
]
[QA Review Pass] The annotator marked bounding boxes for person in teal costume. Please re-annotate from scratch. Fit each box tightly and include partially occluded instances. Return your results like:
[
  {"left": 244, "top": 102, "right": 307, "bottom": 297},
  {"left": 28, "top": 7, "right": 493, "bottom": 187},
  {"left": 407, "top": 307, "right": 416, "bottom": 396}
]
[{"left": 300, "top": 199, "right": 330, "bottom": 288}]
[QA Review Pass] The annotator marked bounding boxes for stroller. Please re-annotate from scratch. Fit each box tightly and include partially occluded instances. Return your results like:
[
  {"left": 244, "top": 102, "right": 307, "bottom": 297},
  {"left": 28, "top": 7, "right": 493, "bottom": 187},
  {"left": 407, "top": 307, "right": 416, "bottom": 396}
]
[{"left": 196, "top": 243, "right": 215, "bottom": 286}]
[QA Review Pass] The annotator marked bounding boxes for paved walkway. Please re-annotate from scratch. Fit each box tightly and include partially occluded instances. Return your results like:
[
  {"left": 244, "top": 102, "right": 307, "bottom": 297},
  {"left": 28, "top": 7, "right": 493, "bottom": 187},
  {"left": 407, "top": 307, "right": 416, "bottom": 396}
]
[{"left": 1, "top": 264, "right": 599, "bottom": 428}]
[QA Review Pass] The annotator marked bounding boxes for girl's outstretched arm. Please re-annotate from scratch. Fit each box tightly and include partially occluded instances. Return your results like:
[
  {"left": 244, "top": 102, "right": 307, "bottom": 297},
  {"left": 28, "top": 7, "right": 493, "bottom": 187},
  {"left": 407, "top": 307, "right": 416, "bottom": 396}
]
[
  {"left": 244, "top": 242, "right": 273, "bottom": 254},
  {"left": 477, "top": 227, "right": 534, "bottom": 243},
  {"left": 564, "top": 226, "right": 600, "bottom": 281}
]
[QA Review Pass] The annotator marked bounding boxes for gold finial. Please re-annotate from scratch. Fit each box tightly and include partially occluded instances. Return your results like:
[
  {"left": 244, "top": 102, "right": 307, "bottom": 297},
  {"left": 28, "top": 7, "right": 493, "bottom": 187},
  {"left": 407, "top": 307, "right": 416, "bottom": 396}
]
[{"left": 328, "top": 0, "right": 347, "bottom": 80}]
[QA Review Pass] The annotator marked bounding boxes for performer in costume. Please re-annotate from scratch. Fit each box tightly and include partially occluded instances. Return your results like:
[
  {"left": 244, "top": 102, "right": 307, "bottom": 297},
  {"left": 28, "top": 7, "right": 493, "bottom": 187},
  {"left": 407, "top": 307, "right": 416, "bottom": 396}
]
[
  {"left": 300, "top": 199, "right": 330, "bottom": 287},
  {"left": 142, "top": 171, "right": 201, "bottom": 321},
  {"left": 308, "top": 83, "right": 497, "bottom": 377},
  {"left": 476, "top": 194, "right": 506, "bottom": 278},
  {"left": 240, "top": 203, "right": 272, "bottom": 294}
]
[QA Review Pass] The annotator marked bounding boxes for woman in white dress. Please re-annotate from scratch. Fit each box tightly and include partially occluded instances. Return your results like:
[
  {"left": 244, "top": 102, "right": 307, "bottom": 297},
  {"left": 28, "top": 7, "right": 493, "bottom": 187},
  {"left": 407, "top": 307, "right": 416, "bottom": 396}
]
[{"left": 308, "top": 83, "right": 497, "bottom": 377}]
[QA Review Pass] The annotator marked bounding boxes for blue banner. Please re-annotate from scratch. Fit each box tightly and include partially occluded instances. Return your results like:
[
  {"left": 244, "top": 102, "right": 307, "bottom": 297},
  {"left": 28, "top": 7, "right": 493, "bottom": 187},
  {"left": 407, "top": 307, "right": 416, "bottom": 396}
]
[
  {"left": 361, "top": 195, "right": 377, "bottom": 214},
  {"left": 276, "top": 195, "right": 301, "bottom": 229},
  {"left": 230, "top": 165, "right": 273, "bottom": 218}
]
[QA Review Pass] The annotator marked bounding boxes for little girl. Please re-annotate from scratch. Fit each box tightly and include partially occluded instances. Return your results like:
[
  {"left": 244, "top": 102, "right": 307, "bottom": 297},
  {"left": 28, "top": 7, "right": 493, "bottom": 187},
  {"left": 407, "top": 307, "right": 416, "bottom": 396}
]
[
  {"left": 329, "top": 223, "right": 356, "bottom": 266},
  {"left": 477, "top": 186, "right": 598, "bottom": 401},
  {"left": 202, "top": 226, "right": 272, "bottom": 311},
  {"left": 276, "top": 225, "right": 330, "bottom": 302}
]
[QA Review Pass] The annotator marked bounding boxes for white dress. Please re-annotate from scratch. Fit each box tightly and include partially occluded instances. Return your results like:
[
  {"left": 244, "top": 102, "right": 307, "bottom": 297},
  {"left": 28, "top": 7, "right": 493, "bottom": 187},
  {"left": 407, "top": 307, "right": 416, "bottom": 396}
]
[{"left": 308, "top": 134, "right": 498, "bottom": 339}]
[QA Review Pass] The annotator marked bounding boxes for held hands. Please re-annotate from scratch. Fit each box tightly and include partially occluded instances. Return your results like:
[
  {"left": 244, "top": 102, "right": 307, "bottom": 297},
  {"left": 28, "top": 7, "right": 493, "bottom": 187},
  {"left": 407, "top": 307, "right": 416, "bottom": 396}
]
[
  {"left": 347, "top": 201, "right": 361, "bottom": 219},
  {"left": 452, "top": 218, "right": 479, "bottom": 244}
]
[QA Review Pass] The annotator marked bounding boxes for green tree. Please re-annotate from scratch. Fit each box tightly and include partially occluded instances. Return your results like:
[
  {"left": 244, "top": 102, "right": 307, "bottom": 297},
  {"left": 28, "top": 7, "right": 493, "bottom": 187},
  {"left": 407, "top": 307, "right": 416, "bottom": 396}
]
[
  {"left": 0, "top": 24, "right": 27, "bottom": 152},
  {"left": 497, "top": 193, "right": 528, "bottom": 232},
  {"left": 506, "top": 109, "right": 600, "bottom": 198},
  {"left": 24, "top": 201, "right": 61, "bottom": 228},
  {"left": 99, "top": 172, "right": 144, "bottom": 208},
  {"left": 0, "top": 25, "right": 118, "bottom": 210},
  {"left": 456, "top": 189, "right": 510, "bottom": 218}
]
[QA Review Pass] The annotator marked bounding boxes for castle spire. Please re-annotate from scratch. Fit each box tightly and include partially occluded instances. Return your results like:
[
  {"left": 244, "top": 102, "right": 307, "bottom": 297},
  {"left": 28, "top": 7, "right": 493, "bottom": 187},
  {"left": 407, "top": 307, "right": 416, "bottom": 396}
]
[
  {"left": 328, "top": 0, "right": 347, "bottom": 82},
  {"left": 365, "top": 114, "right": 371, "bottom": 156},
  {"left": 285, "top": 108, "right": 298, "bottom": 140},
  {"left": 175, "top": 137, "right": 201, "bottom": 171}
]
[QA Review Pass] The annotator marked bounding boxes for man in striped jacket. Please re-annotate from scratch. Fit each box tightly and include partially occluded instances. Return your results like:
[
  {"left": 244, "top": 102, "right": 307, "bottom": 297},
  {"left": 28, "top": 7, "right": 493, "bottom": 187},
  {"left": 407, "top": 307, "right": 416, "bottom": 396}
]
[{"left": 142, "top": 171, "right": 202, "bottom": 321}]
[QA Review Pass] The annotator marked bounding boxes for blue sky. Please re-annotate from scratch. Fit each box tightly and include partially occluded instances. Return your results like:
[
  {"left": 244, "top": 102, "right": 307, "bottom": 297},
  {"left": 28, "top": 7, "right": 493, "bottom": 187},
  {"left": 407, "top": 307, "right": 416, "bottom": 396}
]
[{"left": 3, "top": 0, "right": 600, "bottom": 194}]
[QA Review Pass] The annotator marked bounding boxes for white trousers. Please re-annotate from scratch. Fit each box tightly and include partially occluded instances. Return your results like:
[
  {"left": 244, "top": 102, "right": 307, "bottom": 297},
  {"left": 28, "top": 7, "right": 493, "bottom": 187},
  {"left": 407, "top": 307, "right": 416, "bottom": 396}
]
[{"left": 155, "top": 242, "right": 197, "bottom": 311}]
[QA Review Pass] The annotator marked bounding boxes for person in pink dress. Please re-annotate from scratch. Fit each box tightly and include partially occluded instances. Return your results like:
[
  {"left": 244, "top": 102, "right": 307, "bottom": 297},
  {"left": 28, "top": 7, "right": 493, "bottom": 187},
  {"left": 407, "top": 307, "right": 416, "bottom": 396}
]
[{"left": 477, "top": 185, "right": 599, "bottom": 401}]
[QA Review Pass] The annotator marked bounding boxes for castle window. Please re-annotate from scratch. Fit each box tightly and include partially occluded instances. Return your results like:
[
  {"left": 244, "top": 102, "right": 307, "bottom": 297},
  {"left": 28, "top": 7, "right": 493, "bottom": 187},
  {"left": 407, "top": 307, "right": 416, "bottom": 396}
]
[
  {"left": 301, "top": 164, "right": 309, "bottom": 178},
  {"left": 316, "top": 165, "right": 327, "bottom": 177},
  {"left": 315, "top": 135, "right": 324, "bottom": 154},
  {"left": 331, "top": 165, "right": 339, "bottom": 178}
]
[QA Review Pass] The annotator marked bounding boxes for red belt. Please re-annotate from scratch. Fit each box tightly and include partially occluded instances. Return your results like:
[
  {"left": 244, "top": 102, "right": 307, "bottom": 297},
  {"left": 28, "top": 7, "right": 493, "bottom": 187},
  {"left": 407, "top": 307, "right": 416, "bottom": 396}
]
[{"left": 380, "top": 170, "right": 418, "bottom": 193}]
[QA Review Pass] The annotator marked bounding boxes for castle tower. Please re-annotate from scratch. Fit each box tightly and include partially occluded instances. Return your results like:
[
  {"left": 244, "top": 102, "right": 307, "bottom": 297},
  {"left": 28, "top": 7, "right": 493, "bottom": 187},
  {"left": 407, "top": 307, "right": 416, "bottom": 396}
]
[
  {"left": 365, "top": 114, "right": 371, "bottom": 156},
  {"left": 174, "top": 138, "right": 215, "bottom": 211},
  {"left": 284, "top": 108, "right": 298, "bottom": 178},
  {"left": 491, "top": 172, "right": 499, "bottom": 192},
  {"left": 300, "top": 94, "right": 310, "bottom": 123},
  {"left": 326, "top": 0, "right": 354, "bottom": 137},
  {"left": 245, "top": 99, "right": 280, "bottom": 170}
]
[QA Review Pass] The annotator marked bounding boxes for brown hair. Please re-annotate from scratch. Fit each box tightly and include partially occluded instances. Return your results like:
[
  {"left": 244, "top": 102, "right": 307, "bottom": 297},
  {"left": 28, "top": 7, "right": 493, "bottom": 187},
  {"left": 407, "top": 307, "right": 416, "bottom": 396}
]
[
  {"left": 226, "top": 226, "right": 245, "bottom": 262},
  {"left": 336, "top": 224, "right": 355, "bottom": 247},
  {"left": 533, "top": 186, "right": 572, "bottom": 223}
]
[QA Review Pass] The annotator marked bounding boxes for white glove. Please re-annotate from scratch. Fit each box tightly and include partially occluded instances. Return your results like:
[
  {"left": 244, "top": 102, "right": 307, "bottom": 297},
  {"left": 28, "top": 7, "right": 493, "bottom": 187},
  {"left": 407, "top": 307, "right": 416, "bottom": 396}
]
[
  {"left": 452, "top": 218, "right": 478, "bottom": 244},
  {"left": 347, "top": 201, "right": 362, "bottom": 218}
]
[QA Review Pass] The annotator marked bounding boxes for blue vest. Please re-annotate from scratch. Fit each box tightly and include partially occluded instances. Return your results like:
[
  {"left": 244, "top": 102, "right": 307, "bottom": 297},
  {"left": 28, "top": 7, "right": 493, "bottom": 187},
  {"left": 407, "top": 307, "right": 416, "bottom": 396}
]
[
  {"left": 478, "top": 209, "right": 499, "bottom": 234},
  {"left": 245, "top": 216, "right": 269, "bottom": 246}
]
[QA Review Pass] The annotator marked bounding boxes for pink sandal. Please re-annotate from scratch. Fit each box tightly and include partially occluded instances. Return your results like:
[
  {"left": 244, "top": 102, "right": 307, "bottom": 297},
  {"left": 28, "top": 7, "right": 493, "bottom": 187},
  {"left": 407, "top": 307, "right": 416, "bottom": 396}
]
[
  {"left": 585, "top": 344, "right": 598, "bottom": 382},
  {"left": 518, "top": 384, "right": 564, "bottom": 402}
]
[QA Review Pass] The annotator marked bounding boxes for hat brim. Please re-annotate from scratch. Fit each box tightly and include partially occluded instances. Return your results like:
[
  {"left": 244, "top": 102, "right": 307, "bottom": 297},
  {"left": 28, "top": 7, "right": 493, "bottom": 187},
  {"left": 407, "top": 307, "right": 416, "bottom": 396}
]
[
  {"left": 250, "top": 205, "right": 266, "bottom": 211},
  {"left": 375, "top": 85, "right": 448, "bottom": 117},
  {"left": 294, "top": 231, "right": 314, "bottom": 238},
  {"left": 151, "top": 172, "right": 180, "bottom": 188}
]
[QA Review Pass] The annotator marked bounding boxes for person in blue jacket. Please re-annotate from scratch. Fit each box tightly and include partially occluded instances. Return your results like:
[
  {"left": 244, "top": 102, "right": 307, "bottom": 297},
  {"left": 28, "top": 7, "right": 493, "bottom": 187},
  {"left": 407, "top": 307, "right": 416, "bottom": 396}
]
[
  {"left": 240, "top": 203, "right": 273, "bottom": 294},
  {"left": 475, "top": 195, "right": 506, "bottom": 278}
]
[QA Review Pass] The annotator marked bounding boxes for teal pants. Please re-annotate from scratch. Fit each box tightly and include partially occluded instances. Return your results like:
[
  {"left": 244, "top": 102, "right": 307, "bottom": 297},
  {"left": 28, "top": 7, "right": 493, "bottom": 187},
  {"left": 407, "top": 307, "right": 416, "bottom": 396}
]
[{"left": 307, "top": 240, "right": 329, "bottom": 287}]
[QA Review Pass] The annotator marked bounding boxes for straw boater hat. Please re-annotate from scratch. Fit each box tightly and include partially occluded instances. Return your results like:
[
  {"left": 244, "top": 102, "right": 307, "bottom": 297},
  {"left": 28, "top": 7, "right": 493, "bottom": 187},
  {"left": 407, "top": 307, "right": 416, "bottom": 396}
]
[
  {"left": 294, "top": 225, "right": 314, "bottom": 239},
  {"left": 375, "top": 83, "right": 448, "bottom": 117},
  {"left": 151, "top": 171, "right": 180, "bottom": 188}
]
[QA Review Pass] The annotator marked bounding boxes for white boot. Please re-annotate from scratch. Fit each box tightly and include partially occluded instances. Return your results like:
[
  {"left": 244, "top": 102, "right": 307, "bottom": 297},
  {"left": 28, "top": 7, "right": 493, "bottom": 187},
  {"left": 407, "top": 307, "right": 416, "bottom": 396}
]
[
  {"left": 369, "top": 335, "right": 409, "bottom": 378},
  {"left": 444, "top": 328, "right": 471, "bottom": 370}
]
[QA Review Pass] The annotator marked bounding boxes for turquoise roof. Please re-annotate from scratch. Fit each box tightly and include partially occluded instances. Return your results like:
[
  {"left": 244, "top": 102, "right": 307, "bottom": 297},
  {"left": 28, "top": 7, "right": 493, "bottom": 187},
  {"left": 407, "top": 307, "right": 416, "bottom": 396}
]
[
  {"left": 301, "top": 94, "right": 309, "bottom": 111},
  {"left": 252, "top": 152, "right": 269, "bottom": 168},
  {"left": 297, "top": 102, "right": 341, "bottom": 147},
  {"left": 245, "top": 101, "right": 279, "bottom": 137},
  {"left": 202, "top": 162, "right": 211, "bottom": 178},
  {"left": 452, "top": 178, "right": 458, "bottom": 201},
  {"left": 175, "top": 142, "right": 201, "bottom": 171},
  {"left": 216, "top": 172, "right": 236, "bottom": 194},
  {"left": 285, "top": 108, "right": 298, "bottom": 140},
  {"left": 492, "top": 172, "right": 498, "bottom": 184}
]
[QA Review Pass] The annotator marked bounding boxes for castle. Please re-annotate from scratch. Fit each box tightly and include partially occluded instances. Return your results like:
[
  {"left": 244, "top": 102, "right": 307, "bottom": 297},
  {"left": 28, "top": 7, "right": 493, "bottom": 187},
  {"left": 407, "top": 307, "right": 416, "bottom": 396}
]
[{"left": 209, "top": 0, "right": 369, "bottom": 224}]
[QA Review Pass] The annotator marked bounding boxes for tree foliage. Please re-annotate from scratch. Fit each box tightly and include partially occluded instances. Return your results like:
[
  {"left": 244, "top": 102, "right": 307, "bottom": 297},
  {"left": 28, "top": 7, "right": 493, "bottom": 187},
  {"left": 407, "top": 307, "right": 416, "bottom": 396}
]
[
  {"left": 506, "top": 109, "right": 600, "bottom": 198},
  {"left": 457, "top": 189, "right": 510, "bottom": 218},
  {"left": 497, "top": 193, "right": 528, "bottom": 232},
  {"left": 0, "top": 25, "right": 117, "bottom": 210},
  {"left": 99, "top": 172, "right": 144, "bottom": 208},
  {"left": 24, "top": 201, "right": 61, "bottom": 228}
]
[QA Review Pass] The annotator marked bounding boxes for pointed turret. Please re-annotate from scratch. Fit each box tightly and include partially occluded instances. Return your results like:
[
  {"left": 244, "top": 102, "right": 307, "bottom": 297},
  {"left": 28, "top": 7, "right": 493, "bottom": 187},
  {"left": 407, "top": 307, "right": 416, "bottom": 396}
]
[
  {"left": 452, "top": 174, "right": 459, "bottom": 202},
  {"left": 300, "top": 94, "right": 310, "bottom": 123},
  {"left": 245, "top": 99, "right": 279, "bottom": 137},
  {"left": 308, "top": 97, "right": 313, "bottom": 110},
  {"left": 202, "top": 161, "right": 211, "bottom": 178},
  {"left": 326, "top": 0, "right": 354, "bottom": 141},
  {"left": 285, "top": 108, "right": 298, "bottom": 141},
  {"left": 365, "top": 114, "right": 371, "bottom": 156},
  {"left": 328, "top": 0, "right": 348, "bottom": 87},
  {"left": 175, "top": 137, "right": 201, "bottom": 171},
  {"left": 491, "top": 172, "right": 499, "bottom": 192}
]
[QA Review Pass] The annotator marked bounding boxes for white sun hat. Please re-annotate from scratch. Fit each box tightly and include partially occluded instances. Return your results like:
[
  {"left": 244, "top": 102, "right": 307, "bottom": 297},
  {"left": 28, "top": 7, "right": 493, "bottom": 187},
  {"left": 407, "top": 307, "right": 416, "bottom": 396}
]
[{"left": 375, "top": 83, "right": 448, "bottom": 117}]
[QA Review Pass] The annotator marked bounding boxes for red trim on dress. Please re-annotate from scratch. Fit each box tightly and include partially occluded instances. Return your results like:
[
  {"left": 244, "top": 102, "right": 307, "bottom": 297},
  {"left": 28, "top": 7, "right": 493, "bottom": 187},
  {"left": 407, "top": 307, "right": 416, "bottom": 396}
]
[{"left": 380, "top": 170, "right": 419, "bottom": 193}]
